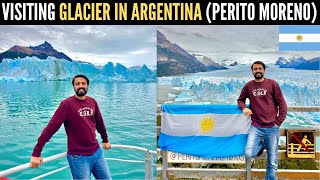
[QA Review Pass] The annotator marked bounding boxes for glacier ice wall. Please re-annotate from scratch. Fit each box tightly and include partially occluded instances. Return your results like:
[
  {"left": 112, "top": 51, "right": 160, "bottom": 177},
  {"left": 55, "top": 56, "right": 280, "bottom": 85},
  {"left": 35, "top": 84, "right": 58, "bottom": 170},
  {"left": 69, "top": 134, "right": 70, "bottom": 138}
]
[
  {"left": 0, "top": 57, "right": 156, "bottom": 82},
  {"left": 0, "top": 57, "right": 97, "bottom": 81},
  {"left": 158, "top": 65, "right": 320, "bottom": 106}
]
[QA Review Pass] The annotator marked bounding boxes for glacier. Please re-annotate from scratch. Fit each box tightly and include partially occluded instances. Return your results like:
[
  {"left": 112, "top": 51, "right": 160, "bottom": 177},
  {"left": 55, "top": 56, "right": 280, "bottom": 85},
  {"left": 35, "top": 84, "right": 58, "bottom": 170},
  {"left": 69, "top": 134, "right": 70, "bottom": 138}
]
[
  {"left": 0, "top": 57, "right": 156, "bottom": 82},
  {"left": 158, "top": 65, "right": 319, "bottom": 106}
]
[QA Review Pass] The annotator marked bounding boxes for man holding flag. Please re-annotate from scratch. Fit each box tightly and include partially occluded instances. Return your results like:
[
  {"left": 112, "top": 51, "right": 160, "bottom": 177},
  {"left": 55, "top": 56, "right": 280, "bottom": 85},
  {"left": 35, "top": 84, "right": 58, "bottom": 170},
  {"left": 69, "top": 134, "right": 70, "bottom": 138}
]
[{"left": 238, "top": 61, "right": 287, "bottom": 180}]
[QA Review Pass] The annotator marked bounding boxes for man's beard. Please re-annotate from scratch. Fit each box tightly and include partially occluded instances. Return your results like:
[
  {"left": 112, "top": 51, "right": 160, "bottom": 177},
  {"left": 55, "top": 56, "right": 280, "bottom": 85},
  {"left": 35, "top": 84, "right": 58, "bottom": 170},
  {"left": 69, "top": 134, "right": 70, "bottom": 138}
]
[
  {"left": 254, "top": 72, "right": 263, "bottom": 80},
  {"left": 76, "top": 88, "right": 87, "bottom": 96}
]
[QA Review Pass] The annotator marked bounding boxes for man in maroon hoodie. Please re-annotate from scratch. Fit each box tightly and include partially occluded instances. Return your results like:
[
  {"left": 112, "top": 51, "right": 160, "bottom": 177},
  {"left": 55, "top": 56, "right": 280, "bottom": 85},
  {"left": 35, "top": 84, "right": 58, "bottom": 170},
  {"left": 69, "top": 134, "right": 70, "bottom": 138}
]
[
  {"left": 30, "top": 74, "right": 112, "bottom": 179},
  {"left": 238, "top": 61, "right": 287, "bottom": 180}
]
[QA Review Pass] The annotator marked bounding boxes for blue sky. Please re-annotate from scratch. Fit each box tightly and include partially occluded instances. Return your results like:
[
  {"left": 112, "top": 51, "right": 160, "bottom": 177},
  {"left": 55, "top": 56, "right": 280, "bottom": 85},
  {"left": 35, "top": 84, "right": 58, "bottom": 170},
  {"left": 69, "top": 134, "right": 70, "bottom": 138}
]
[
  {"left": 0, "top": 25, "right": 156, "bottom": 67},
  {"left": 158, "top": 25, "right": 320, "bottom": 64}
]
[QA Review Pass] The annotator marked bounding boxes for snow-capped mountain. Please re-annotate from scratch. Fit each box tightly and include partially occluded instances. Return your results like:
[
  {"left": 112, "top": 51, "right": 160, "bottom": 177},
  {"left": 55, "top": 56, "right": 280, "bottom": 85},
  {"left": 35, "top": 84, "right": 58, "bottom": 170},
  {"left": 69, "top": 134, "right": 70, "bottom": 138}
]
[
  {"left": 275, "top": 57, "right": 288, "bottom": 66},
  {"left": 193, "top": 54, "right": 227, "bottom": 70},
  {"left": 221, "top": 59, "right": 238, "bottom": 66}
]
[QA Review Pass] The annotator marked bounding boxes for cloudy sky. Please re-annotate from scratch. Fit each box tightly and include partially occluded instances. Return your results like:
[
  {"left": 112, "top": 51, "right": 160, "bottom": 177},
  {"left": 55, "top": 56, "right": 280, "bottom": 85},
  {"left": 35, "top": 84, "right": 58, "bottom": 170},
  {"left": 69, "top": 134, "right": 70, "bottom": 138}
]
[
  {"left": 0, "top": 25, "right": 156, "bottom": 67},
  {"left": 158, "top": 25, "right": 320, "bottom": 64}
]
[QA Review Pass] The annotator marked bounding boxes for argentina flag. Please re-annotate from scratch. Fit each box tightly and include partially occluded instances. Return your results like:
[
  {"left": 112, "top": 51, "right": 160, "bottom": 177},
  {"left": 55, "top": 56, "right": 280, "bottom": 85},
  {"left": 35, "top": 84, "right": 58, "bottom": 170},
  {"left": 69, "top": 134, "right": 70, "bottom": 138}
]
[
  {"left": 279, "top": 25, "right": 320, "bottom": 51},
  {"left": 158, "top": 104, "right": 251, "bottom": 158}
]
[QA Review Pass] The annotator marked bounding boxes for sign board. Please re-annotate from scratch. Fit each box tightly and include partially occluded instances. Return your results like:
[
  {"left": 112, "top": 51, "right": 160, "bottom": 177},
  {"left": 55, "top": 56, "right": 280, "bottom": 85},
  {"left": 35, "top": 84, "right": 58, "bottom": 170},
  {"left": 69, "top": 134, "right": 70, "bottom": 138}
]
[
  {"left": 287, "top": 130, "right": 315, "bottom": 158},
  {"left": 166, "top": 151, "right": 245, "bottom": 164}
]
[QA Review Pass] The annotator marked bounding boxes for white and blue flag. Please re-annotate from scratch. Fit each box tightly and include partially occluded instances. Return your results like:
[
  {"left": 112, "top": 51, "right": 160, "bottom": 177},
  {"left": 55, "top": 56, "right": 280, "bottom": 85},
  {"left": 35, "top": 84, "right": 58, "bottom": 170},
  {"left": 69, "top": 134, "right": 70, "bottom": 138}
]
[
  {"left": 158, "top": 104, "right": 251, "bottom": 158},
  {"left": 279, "top": 25, "right": 320, "bottom": 51}
]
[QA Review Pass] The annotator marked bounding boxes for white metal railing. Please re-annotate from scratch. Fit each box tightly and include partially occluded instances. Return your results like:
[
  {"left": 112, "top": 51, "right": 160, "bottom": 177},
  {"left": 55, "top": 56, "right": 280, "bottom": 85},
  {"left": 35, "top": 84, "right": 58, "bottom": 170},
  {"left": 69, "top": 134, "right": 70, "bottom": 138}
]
[{"left": 0, "top": 144, "right": 157, "bottom": 180}]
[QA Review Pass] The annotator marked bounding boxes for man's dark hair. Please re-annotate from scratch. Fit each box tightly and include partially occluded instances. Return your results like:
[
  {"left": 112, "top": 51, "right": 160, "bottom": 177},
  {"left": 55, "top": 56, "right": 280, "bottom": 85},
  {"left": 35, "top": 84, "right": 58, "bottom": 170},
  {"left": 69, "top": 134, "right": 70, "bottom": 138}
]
[
  {"left": 251, "top": 61, "right": 266, "bottom": 70},
  {"left": 72, "top": 74, "right": 89, "bottom": 86}
]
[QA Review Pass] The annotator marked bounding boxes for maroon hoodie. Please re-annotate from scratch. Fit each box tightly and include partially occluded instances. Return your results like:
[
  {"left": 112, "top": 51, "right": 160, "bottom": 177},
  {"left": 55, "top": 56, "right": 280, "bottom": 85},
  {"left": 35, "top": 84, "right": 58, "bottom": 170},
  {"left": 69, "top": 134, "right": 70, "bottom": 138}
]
[
  {"left": 238, "top": 78, "right": 287, "bottom": 128},
  {"left": 32, "top": 96, "right": 109, "bottom": 157}
]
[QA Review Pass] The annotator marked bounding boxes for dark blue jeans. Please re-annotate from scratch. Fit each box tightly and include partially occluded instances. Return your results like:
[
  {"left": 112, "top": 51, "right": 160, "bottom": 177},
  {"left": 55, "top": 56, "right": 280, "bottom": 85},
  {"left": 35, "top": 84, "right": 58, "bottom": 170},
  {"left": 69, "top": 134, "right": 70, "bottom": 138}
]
[
  {"left": 67, "top": 147, "right": 112, "bottom": 180},
  {"left": 245, "top": 125, "right": 280, "bottom": 180}
]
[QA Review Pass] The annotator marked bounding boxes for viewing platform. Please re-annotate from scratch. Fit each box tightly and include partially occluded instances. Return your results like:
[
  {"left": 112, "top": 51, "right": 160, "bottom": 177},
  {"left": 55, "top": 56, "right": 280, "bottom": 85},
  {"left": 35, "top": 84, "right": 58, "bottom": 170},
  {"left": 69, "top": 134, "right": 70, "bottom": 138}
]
[{"left": 157, "top": 105, "right": 320, "bottom": 179}]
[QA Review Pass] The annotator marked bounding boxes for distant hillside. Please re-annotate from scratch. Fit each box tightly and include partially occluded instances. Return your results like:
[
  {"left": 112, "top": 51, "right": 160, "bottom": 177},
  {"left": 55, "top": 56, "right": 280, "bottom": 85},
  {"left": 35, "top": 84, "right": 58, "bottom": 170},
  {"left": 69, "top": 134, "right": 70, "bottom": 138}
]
[
  {"left": 157, "top": 31, "right": 208, "bottom": 77},
  {"left": 0, "top": 41, "right": 72, "bottom": 63},
  {"left": 295, "top": 57, "right": 320, "bottom": 70}
]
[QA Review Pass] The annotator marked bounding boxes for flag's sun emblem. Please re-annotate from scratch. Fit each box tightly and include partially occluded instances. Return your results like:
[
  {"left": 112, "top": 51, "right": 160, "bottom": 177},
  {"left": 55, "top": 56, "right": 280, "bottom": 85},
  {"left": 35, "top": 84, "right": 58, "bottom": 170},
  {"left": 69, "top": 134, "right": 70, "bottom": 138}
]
[
  {"left": 200, "top": 115, "right": 215, "bottom": 134},
  {"left": 296, "top": 35, "right": 303, "bottom": 41}
]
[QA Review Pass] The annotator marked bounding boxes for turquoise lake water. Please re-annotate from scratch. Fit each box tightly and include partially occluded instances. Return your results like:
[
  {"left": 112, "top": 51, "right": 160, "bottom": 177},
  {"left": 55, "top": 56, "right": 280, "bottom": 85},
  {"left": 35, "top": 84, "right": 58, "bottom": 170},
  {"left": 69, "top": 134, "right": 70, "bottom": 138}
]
[{"left": 0, "top": 81, "right": 157, "bottom": 179}]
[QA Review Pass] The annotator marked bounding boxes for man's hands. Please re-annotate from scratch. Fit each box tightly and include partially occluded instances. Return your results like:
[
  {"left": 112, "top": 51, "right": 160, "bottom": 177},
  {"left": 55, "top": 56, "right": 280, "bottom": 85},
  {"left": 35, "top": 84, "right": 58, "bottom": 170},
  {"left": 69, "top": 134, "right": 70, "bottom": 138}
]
[
  {"left": 30, "top": 156, "right": 43, "bottom": 168},
  {"left": 30, "top": 143, "right": 111, "bottom": 168},
  {"left": 102, "top": 142, "right": 111, "bottom": 150},
  {"left": 243, "top": 108, "right": 253, "bottom": 116}
]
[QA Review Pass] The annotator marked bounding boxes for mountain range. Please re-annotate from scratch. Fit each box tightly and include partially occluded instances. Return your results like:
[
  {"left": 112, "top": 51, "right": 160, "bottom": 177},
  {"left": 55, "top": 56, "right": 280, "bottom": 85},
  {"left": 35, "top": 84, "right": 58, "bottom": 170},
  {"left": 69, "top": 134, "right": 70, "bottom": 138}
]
[
  {"left": 0, "top": 41, "right": 72, "bottom": 63},
  {"left": 157, "top": 31, "right": 226, "bottom": 77},
  {"left": 275, "top": 56, "right": 320, "bottom": 70}
]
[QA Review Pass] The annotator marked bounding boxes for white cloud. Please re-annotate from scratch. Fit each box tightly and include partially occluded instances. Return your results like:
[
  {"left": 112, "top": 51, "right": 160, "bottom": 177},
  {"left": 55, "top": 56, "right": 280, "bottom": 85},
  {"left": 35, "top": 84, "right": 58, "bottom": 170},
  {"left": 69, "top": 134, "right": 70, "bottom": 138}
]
[{"left": 129, "top": 48, "right": 150, "bottom": 55}]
